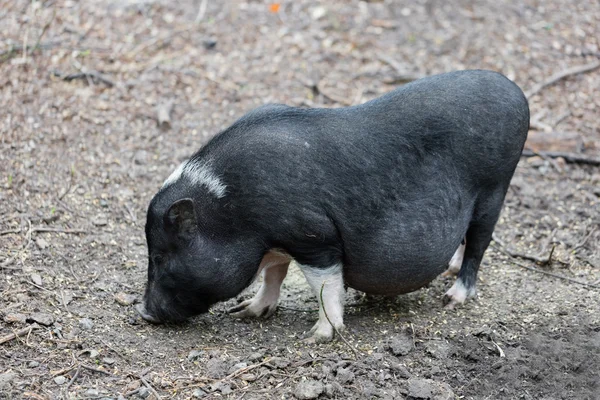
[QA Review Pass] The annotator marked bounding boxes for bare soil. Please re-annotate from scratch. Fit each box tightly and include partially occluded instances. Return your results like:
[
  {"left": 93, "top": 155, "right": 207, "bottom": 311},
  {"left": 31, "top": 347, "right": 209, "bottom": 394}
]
[{"left": 1, "top": 1, "right": 599, "bottom": 399}]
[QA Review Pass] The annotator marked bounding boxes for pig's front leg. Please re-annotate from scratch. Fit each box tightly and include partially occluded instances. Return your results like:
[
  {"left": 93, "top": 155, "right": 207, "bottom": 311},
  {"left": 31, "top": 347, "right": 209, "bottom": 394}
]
[
  {"left": 300, "top": 264, "right": 345, "bottom": 343},
  {"left": 228, "top": 252, "right": 290, "bottom": 318}
]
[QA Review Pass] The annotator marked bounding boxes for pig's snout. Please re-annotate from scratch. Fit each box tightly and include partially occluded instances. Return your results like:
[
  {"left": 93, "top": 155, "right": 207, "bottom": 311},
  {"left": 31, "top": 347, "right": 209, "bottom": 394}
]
[{"left": 135, "top": 302, "right": 162, "bottom": 324}]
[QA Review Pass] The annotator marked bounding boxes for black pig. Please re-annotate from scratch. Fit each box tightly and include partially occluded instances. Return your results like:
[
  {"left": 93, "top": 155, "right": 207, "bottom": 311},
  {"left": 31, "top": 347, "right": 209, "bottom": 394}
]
[{"left": 136, "top": 70, "right": 529, "bottom": 342}]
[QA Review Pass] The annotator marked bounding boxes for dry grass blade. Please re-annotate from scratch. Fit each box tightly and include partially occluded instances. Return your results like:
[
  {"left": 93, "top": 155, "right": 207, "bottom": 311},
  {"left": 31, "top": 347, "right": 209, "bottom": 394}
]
[
  {"left": 525, "top": 61, "right": 600, "bottom": 98},
  {"left": 319, "top": 282, "right": 359, "bottom": 358}
]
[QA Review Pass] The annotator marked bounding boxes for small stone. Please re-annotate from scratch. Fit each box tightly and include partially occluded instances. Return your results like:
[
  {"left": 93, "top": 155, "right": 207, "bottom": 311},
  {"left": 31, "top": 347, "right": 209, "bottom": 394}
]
[
  {"left": 102, "top": 357, "right": 116, "bottom": 365},
  {"left": 323, "top": 383, "right": 335, "bottom": 397},
  {"left": 89, "top": 350, "right": 100, "bottom": 359},
  {"left": 247, "top": 351, "right": 264, "bottom": 362},
  {"left": 188, "top": 350, "right": 204, "bottom": 361},
  {"left": 115, "top": 292, "right": 137, "bottom": 306},
  {"left": 218, "top": 383, "right": 232, "bottom": 395},
  {"left": 54, "top": 376, "right": 67, "bottom": 385},
  {"left": 408, "top": 379, "right": 432, "bottom": 399},
  {"left": 407, "top": 378, "right": 455, "bottom": 400},
  {"left": 526, "top": 155, "right": 544, "bottom": 167},
  {"left": 391, "top": 362, "right": 411, "bottom": 379},
  {"left": 268, "top": 356, "right": 290, "bottom": 369},
  {"left": 311, "top": 6, "right": 327, "bottom": 20},
  {"left": 35, "top": 238, "right": 48, "bottom": 250},
  {"left": 133, "top": 150, "right": 149, "bottom": 165},
  {"left": 294, "top": 379, "right": 324, "bottom": 399},
  {"left": 0, "top": 372, "right": 16, "bottom": 389},
  {"left": 30, "top": 273, "right": 43, "bottom": 286},
  {"left": 85, "top": 389, "right": 99, "bottom": 397},
  {"left": 228, "top": 362, "right": 247, "bottom": 374},
  {"left": 79, "top": 318, "right": 94, "bottom": 330},
  {"left": 28, "top": 361, "right": 40, "bottom": 368},
  {"left": 137, "top": 386, "right": 150, "bottom": 398},
  {"left": 336, "top": 367, "right": 355, "bottom": 384},
  {"left": 4, "top": 313, "right": 27, "bottom": 324},
  {"left": 92, "top": 216, "right": 108, "bottom": 226},
  {"left": 388, "top": 334, "right": 413, "bottom": 356},
  {"left": 29, "top": 313, "right": 54, "bottom": 326},
  {"left": 240, "top": 373, "right": 256, "bottom": 382},
  {"left": 206, "top": 358, "right": 228, "bottom": 378},
  {"left": 192, "top": 388, "right": 206, "bottom": 398}
]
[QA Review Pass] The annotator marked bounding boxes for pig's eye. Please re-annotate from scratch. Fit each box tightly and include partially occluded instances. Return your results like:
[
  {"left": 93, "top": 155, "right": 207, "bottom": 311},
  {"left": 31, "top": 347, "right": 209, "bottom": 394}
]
[{"left": 152, "top": 254, "right": 166, "bottom": 267}]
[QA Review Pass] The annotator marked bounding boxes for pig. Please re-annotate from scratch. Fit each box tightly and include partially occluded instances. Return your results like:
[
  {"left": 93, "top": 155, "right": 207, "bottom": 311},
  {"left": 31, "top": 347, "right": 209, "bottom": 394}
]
[{"left": 136, "top": 70, "right": 529, "bottom": 342}]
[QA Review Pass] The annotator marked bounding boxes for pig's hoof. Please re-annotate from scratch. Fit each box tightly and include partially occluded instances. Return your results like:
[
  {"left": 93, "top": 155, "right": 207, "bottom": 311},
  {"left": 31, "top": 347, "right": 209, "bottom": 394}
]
[
  {"left": 304, "top": 321, "right": 345, "bottom": 343},
  {"left": 443, "top": 279, "right": 476, "bottom": 309},
  {"left": 227, "top": 300, "right": 277, "bottom": 319}
]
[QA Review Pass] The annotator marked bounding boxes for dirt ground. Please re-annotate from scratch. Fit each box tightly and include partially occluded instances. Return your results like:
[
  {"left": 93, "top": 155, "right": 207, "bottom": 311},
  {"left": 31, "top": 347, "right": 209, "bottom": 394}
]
[{"left": 1, "top": 0, "right": 599, "bottom": 399}]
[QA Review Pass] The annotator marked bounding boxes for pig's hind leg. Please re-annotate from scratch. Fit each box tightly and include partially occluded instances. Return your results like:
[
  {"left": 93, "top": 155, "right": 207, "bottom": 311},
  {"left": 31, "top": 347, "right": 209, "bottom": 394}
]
[
  {"left": 441, "top": 238, "right": 466, "bottom": 277},
  {"left": 444, "top": 188, "right": 505, "bottom": 309},
  {"left": 228, "top": 251, "right": 291, "bottom": 318}
]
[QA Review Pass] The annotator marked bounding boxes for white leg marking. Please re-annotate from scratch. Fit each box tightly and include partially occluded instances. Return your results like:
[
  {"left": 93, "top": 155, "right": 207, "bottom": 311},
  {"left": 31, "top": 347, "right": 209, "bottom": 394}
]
[
  {"left": 442, "top": 241, "right": 466, "bottom": 277},
  {"left": 162, "top": 160, "right": 227, "bottom": 198},
  {"left": 299, "top": 264, "right": 345, "bottom": 343},
  {"left": 444, "top": 278, "right": 477, "bottom": 309},
  {"left": 228, "top": 251, "right": 291, "bottom": 318}
]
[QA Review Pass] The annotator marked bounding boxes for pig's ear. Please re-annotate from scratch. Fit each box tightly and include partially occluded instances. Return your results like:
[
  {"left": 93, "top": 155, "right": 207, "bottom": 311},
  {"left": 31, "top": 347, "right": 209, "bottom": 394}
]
[{"left": 164, "top": 198, "right": 197, "bottom": 238}]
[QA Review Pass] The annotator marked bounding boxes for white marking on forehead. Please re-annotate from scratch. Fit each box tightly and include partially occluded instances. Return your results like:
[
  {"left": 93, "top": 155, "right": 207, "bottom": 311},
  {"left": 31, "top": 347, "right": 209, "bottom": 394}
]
[
  {"left": 162, "top": 160, "right": 227, "bottom": 198},
  {"left": 163, "top": 163, "right": 185, "bottom": 187}
]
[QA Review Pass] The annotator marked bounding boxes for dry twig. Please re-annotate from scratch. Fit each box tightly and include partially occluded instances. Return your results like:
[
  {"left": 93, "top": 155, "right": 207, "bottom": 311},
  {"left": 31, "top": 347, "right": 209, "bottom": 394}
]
[
  {"left": 377, "top": 53, "right": 422, "bottom": 83},
  {"left": 156, "top": 100, "right": 174, "bottom": 130},
  {"left": 140, "top": 374, "right": 161, "bottom": 399},
  {"left": 492, "top": 233, "right": 556, "bottom": 265},
  {"left": 32, "top": 227, "right": 87, "bottom": 234},
  {"left": 521, "top": 149, "right": 600, "bottom": 166},
  {"left": 525, "top": 61, "right": 600, "bottom": 98},
  {"left": 0, "top": 324, "right": 39, "bottom": 345},
  {"left": 319, "top": 282, "right": 359, "bottom": 358},
  {"left": 52, "top": 69, "right": 114, "bottom": 87}
]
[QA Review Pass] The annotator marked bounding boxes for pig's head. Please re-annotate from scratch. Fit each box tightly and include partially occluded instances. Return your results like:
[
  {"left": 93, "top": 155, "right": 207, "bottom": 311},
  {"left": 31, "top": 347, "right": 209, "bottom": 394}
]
[{"left": 136, "top": 194, "right": 261, "bottom": 324}]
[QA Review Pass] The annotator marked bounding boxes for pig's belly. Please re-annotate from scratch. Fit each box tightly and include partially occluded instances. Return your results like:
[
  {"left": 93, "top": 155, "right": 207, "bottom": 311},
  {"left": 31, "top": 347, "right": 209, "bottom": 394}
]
[{"left": 343, "top": 262, "right": 448, "bottom": 296}]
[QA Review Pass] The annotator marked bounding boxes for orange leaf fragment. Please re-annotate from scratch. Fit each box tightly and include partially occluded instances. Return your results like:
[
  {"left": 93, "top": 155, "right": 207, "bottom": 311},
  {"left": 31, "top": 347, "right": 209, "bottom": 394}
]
[{"left": 269, "top": 3, "right": 280, "bottom": 13}]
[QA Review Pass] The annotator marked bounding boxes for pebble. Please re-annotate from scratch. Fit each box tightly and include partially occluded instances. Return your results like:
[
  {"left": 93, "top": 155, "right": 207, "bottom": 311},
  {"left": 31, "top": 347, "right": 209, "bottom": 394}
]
[
  {"left": 85, "top": 389, "right": 99, "bottom": 397},
  {"left": 205, "top": 358, "right": 228, "bottom": 378},
  {"left": 54, "top": 376, "right": 67, "bottom": 385},
  {"left": 192, "top": 388, "right": 206, "bottom": 398},
  {"left": 4, "top": 313, "right": 27, "bottom": 324},
  {"left": 269, "top": 356, "right": 290, "bottom": 369},
  {"left": 388, "top": 334, "right": 413, "bottom": 356},
  {"left": 0, "top": 372, "right": 16, "bottom": 389},
  {"left": 92, "top": 216, "right": 108, "bottom": 226},
  {"left": 79, "top": 318, "right": 94, "bottom": 330},
  {"left": 30, "top": 273, "right": 43, "bottom": 286},
  {"left": 336, "top": 367, "right": 355, "bottom": 384},
  {"left": 28, "top": 361, "right": 40, "bottom": 368},
  {"left": 240, "top": 373, "right": 256, "bottom": 382},
  {"left": 228, "top": 362, "right": 247, "bottom": 374},
  {"left": 115, "top": 292, "right": 137, "bottom": 306},
  {"left": 137, "top": 387, "right": 150, "bottom": 399},
  {"left": 188, "top": 350, "right": 204, "bottom": 361},
  {"left": 407, "top": 378, "right": 454, "bottom": 400},
  {"left": 35, "top": 238, "right": 48, "bottom": 250},
  {"left": 246, "top": 351, "right": 264, "bottom": 362},
  {"left": 391, "top": 363, "right": 411, "bottom": 378},
  {"left": 294, "top": 379, "right": 324, "bottom": 399},
  {"left": 102, "top": 357, "right": 116, "bottom": 365},
  {"left": 29, "top": 313, "right": 54, "bottom": 326}
]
